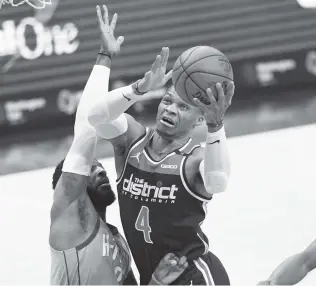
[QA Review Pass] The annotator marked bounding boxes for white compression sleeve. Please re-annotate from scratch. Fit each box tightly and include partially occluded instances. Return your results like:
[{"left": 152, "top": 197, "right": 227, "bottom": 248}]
[
  {"left": 87, "top": 65, "right": 140, "bottom": 137},
  {"left": 199, "top": 126, "right": 231, "bottom": 194},
  {"left": 62, "top": 65, "right": 110, "bottom": 175}
]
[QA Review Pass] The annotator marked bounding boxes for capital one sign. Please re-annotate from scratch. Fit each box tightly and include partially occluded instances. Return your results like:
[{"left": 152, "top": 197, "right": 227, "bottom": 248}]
[{"left": 0, "top": 17, "right": 79, "bottom": 60}]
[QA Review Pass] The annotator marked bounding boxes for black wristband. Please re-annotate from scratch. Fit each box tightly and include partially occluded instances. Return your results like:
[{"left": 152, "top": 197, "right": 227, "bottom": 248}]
[
  {"left": 207, "top": 120, "right": 224, "bottom": 128},
  {"left": 98, "top": 52, "right": 112, "bottom": 59}
]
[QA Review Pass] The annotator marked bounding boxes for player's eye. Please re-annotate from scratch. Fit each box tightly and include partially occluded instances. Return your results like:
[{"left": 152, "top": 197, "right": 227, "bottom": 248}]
[
  {"left": 179, "top": 104, "right": 188, "bottom": 110},
  {"left": 163, "top": 99, "right": 171, "bottom": 104}
]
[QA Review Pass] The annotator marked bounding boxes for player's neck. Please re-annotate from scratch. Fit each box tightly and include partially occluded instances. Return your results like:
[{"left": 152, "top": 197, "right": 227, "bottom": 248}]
[{"left": 150, "top": 132, "right": 189, "bottom": 155}]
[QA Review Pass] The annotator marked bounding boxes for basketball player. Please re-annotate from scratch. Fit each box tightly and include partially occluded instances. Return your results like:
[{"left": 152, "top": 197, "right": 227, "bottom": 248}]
[
  {"left": 86, "top": 4, "right": 234, "bottom": 285},
  {"left": 49, "top": 5, "right": 188, "bottom": 285},
  {"left": 258, "top": 239, "right": 316, "bottom": 285}
]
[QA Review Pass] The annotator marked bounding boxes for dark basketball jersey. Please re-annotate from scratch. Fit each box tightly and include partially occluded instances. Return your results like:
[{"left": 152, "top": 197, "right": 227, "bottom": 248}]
[{"left": 116, "top": 128, "right": 212, "bottom": 284}]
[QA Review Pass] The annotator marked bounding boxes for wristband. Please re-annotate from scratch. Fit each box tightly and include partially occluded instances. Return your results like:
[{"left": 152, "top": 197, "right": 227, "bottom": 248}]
[
  {"left": 98, "top": 52, "right": 112, "bottom": 59},
  {"left": 206, "top": 125, "right": 226, "bottom": 144},
  {"left": 206, "top": 120, "right": 224, "bottom": 128}
]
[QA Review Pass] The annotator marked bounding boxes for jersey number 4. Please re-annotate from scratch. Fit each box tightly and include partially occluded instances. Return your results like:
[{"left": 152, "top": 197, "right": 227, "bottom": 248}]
[{"left": 135, "top": 206, "right": 153, "bottom": 244}]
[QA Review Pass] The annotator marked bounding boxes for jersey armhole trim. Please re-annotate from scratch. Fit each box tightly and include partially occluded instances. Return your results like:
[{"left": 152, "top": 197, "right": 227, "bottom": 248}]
[
  {"left": 116, "top": 127, "right": 150, "bottom": 184},
  {"left": 180, "top": 146, "right": 213, "bottom": 202},
  {"left": 75, "top": 217, "right": 100, "bottom": 251}
]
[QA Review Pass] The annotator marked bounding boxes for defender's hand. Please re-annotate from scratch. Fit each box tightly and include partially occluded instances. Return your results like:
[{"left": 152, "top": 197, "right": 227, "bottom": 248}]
[
  {"left": 150, "top": 253, "right": 188, "bottom": 285},
  {"left": 137, "top": 47, "right": 173, "bottom": 94},
  {"left": 96, "top": 5, "right": 124, "bottom": 57},
  {"left": 193, "top": 81, "right": 235, "bottom": 128}
]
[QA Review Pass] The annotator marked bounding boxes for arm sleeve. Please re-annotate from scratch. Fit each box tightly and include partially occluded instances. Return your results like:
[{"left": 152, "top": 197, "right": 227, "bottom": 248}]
[
  {"left": 86, "top": 65, "right": 141, "bottom": 139},
  {"left": 199, "top": 126, "right": 231, "bottom": 194}
]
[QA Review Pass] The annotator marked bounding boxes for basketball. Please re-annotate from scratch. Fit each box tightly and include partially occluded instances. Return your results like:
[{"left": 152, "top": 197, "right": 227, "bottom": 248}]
[{"left": 172, "top": 46, "right": 234, "bottom": 106}]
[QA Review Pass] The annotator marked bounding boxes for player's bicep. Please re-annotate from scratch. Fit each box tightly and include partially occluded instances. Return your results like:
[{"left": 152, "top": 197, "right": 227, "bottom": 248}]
[{"left": 51, "top": 172, "right": 88, "bottom": 223}]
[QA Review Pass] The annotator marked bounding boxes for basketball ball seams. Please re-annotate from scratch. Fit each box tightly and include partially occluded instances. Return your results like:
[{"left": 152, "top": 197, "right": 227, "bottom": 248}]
[
  {"left": 184, "top": 76, "right": 197, "bottom": 106},
  {"left": 172, "top": 46, "right": 200, "bottom": 73},
  {"left": 185, "top": 76, "right": 211, "bottom": 105},
  {"left": 189, "top": 71, "right": 232, "bottom": 81},
  {"left": 179, "top": 53, "right": 207, "bottom": 103},
  {"left": 184, "top": 54, "right": 227, "bottom": 71}
]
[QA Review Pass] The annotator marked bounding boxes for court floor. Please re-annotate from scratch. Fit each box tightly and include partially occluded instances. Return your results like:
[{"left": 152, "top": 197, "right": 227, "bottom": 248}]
[{"left": 0, "top": 124, "right": 315, "bottom": 285}]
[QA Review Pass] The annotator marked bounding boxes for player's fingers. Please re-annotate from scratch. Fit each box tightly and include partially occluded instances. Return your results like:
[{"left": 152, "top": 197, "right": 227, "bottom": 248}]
[
  {"left": 225, "top": 81, "right": 235, "bottom": 106},
  {"left": 103, "top": 5, "right": 109, "bottom": 26},
  {"left": 161, "top": 47, "right": 169, "bottom": 69},
  {"left": 117, "top": 36, "right": 124, "bottom": 47},
  {"left": 193, "top": 97, "right": 208, "bottom": 109},
  {"left": 164, "top": 70, "right": 173, "bottom": 82},
  {"left": 151, "top": 55, "right": 162, "bottom": 72},
  {"left": 206, "top": 88, "right": 217, "bottom": 105},
  {"left": 110, "top": 13, "right": 118, "bottom": 31},
  {"left": 178, "top": 256, "right": 187, "bottom": 266},
  {"left": 216, "top": 83, "right": 225, "bottom": 106},
  {"left": 96, "top": 5, "right": 104, "bottom": 27},
  {"left": 169, "top": 259, "right": 177, "bottom": 266},
  {"left": 163, "top": 252, "right": 177, "bottom": 261}
]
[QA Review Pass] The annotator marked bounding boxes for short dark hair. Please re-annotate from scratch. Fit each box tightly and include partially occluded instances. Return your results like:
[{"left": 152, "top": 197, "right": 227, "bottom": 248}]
[{"left": 52, "top": 159, "right": 65, "bottom": 190}]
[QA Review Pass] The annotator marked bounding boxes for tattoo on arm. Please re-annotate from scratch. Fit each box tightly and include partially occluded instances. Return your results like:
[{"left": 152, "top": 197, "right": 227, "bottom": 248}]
[{"left": 78, "top": 196, "right": 89, "bottom": 233}]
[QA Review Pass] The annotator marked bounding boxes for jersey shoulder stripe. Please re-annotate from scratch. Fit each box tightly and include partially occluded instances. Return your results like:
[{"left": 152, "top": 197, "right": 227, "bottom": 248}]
[{"left": 180, "top": 145, "right": 213, "bottom": 201}]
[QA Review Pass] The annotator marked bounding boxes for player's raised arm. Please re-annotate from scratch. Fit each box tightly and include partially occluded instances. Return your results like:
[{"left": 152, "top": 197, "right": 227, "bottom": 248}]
[
  {"left": 193, "top": 82, "right": 234, "bottom": 194},
  {"left": 85, "top": 6, "right": 172, "bottom": 148},
  {"left": 50, "top": 5, "right": 115, "bottom": 223},
  {"left": 258, "top": 239, "right": 316, "bottom": 285}
]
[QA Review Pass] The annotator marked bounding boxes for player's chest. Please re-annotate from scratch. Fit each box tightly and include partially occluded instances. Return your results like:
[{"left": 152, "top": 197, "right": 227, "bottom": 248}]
[
  {"left": 128, "top": 147, "right": 184, "bottom": 175},
  {"left": 100, "top": 232, "right": 129, "bottom": 284}
]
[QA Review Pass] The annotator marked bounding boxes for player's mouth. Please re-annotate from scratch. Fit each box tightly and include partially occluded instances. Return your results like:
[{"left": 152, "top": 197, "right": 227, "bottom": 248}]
[
  {"left": 160, "top": 116, "right": 176, "bottom": 128},
  {"left": 97, "top": 178, "right": 110, "bottom": 189}
]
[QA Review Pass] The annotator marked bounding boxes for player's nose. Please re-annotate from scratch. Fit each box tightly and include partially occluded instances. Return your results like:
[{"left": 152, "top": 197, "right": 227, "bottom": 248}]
[{"left": 165, "top": 103, "right": 177, "bottom": 115}]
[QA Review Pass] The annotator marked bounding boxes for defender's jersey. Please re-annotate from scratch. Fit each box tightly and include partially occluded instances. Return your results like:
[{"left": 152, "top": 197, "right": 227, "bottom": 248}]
[
  {"left": 50, "top": 218, "right": 130, "bottom": 285},
  {"left": 116, "top": 128, "right": 212, "bottom": 284}
]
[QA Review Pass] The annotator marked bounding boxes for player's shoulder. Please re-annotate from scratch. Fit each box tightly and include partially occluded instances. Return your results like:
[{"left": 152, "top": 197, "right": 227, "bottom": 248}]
[
  {"left": 184, "top": 144, "right": 204, "bottom": 171},
  {"left": 189, "top": 144, "right": 204, "bottom": 161},
  {"left": 109, "top": 113, "right": 146, "bottom": 155}
]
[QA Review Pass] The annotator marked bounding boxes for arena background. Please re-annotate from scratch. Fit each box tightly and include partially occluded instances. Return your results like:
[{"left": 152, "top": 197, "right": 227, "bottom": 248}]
[{"left": 0, "top": 0, "right": 315, "bottom": 285}]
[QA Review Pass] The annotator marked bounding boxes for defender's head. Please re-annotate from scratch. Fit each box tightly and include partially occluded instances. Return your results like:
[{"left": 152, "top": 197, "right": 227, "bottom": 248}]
[
  {"left": 52, "top": 159, "right": 115, "bottom": 218},
  {"left": 156, "top": 85, "right": 204, "bottom": 139}
]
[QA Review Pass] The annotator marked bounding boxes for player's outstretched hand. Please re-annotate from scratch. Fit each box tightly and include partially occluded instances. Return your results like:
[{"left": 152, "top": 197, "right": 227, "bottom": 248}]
[
  {"left": 96, "top": 4, "right": 124, "bottom": 57},
  {"left": 137, "top": 47, "right": 173, "bottom": 94},
  {"left": 149, "top": 253, "right": 188, "bottom": 285},
  {"left": 193, "top": 81, "right": 235, "bottom": 128}
]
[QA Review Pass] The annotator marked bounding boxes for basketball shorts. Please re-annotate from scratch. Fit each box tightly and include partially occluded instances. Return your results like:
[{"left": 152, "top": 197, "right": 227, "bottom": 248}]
[{"left": 171, "top": 251, "right": 230, "bottom": 285}]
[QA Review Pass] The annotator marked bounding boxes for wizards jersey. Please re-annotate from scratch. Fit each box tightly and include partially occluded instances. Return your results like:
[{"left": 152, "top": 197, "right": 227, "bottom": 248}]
[{"left": 116, "top": 128, "right": 212, "bottom": 285}]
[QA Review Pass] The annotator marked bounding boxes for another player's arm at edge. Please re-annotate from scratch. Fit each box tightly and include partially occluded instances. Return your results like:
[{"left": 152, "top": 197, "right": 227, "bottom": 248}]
[
  {"left": 259, "top": 239, "right": 316, "bottom": 285},
  {"left": 50, "top": 55, "right": 111, "bottom": 225}
]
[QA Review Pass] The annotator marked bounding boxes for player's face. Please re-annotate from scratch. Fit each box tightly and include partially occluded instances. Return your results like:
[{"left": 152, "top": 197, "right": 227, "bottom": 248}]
[
  {"left": 156, "top": 86, "right": 204, "bottom": 138},
  {"left": 88, "top": 162, "right": 116, "bottom": 211}
]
